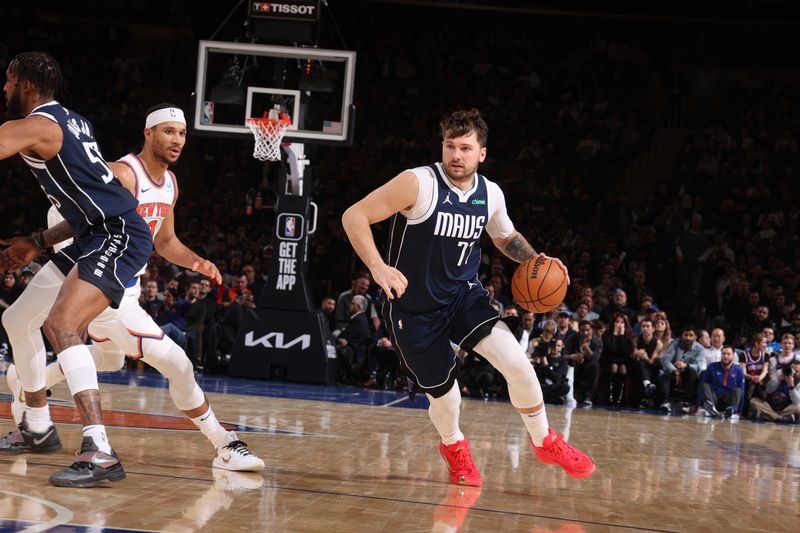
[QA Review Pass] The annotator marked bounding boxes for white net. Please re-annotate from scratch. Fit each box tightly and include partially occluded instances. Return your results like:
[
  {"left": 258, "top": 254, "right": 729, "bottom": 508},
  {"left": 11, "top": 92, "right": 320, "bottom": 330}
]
[{"left": 245, "top": 118, "right": 290, "bottom": 161}]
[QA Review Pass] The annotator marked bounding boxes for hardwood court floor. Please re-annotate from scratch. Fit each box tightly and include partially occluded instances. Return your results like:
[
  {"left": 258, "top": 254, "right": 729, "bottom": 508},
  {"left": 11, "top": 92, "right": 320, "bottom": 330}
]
[{"left": 0, "top": 364, "right": 798, "bottom": 532}]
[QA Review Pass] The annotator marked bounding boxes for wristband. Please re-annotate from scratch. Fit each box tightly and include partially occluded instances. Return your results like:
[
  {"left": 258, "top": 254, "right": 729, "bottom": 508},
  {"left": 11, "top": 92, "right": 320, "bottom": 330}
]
[{"left": 30, "top": 231, "right": 46, "bottom": 251}]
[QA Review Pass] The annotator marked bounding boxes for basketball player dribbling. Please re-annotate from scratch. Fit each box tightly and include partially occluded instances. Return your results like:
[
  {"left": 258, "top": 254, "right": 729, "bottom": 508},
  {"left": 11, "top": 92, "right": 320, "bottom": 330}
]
[
  {"left": 0, "top": 51, "right": 153, "bottom": 487},
  {"left": 342, "top": 109, "right": 595, "bottom": 485},
  {"left": 1, "top": 104, "right": 265, "bottom": 475}
]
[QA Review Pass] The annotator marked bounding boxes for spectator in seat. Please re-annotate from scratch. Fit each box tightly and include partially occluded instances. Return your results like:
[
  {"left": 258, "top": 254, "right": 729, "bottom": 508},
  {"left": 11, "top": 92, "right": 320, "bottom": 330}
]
[
  {"left": 761, "top": 325, "right": 781, "bottom": 354},
  {"left": 749, "top": 336, "right": 800, "bottom": 423},
  {"left": 140, "top": 279, "right": 164, "bottom": 319},
  {"left": 564, "top": 319, "right": 603, "bottom": 407},
  {"left": 155, "top": 289, "right": 189, "bottom": 349},
  {"left": 529, "top": 320, "right": 557, "bottom": 365},
  {"left": 600, "top": 288, "right": 638, "bottom": 328},
  {"left": 535, "top": 338, "right": 570, "bottom": 405},
  {"left": 602, "top": 313, "right": 634, "bottom": 406},
  {"left": 632, "top": 318, "right": 663, "bottom": 407},
  {"left": 554, "top": 310, "right": 577, "bottom": 346},
  {"left": 336, "top": 295, "right": 372, "bottom": 384},
  {"left": 222, "top": 274, "right": 252, "bottom": 310},
  {"left": 698, "top": 346, "right": 745, "bottom": 419},
  {"left": 242, "top": 263, "right": 264, "bottom": 301},
  {"left": 182, "top": 281, "right": 207, "bottom": 369},
  {"left": 319, "top": 296, "right": 337, "bottom": 334},
  {"left": 740, "top": 332, "right": 769, "bottom": 416},
  {"left": 335, "top": 273, "right": 380, "bottom": 332},
  {"left": 699, "top": 328, "right": 726, "bottom": 374},
  {"left": 658, "top": 325, "right": 704, "bottom": 414}
]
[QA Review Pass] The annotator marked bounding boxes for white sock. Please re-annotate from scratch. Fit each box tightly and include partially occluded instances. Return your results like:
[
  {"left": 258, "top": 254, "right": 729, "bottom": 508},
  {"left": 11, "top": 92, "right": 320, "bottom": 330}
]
[
  {"left": 25, "top": 405, "right": 53, "bottom": 433},
  {"left": 427, "top": 384, "right": 464, "bottom": 446},
  {"left": 521, "top": 407, "right": 549, "bottom": 447},
  {"left": 191, "top": 408, "right": 233, "bottom": 449},
  {"left": 643, "top": 379, "right": 651, "bottom": 387},
  {"left": 83, "top": 424, "right": 112, "bottom": 454}
]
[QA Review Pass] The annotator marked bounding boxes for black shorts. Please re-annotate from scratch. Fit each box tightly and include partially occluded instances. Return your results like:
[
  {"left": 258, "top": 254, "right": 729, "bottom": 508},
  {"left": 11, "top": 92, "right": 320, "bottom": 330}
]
[
  {"left": 52, "top": 210, "right": 152, "bottom": 308},
  {"left": 383, "top": 282, "right": 500, "bottom": 397}
]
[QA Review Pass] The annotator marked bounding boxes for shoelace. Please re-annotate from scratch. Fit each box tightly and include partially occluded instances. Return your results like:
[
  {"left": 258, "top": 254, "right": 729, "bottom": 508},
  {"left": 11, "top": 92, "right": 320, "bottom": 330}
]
[
  {"left": 224, "top": 440, "right": 255, "bottom": 456},
  {"left": 548, "top": 435, "right": 583, "bottom": 464},
  {"left": 451, "top": 446, "right": 476, "bottom": 473}
]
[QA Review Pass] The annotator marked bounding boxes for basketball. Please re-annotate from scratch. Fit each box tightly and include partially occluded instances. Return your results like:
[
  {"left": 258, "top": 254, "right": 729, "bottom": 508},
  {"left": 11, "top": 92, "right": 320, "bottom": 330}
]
[{"left": 511, "top": 256, "right": 568, "bottom": 313}]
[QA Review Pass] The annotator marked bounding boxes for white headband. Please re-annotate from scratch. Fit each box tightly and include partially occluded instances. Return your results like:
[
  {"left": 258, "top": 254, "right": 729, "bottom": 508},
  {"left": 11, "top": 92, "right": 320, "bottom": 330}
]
[{"left": 145, "top": 107, "right": 186, "bottom": 129}]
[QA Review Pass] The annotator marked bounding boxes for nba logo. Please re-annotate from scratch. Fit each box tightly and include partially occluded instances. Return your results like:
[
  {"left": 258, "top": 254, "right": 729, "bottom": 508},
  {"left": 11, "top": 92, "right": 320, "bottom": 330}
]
[
  {"left": 285, "top": 216, "right": 296, "bottom": 238},
  {"left": 201, "top": 101, "right": 214, "bottom": 125}
]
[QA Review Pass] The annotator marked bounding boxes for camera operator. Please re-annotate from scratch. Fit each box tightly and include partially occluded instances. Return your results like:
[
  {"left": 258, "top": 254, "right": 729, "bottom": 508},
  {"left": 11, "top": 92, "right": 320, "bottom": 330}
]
[{"left": 749, "top": 333, "right": 800, "bottom": 422}]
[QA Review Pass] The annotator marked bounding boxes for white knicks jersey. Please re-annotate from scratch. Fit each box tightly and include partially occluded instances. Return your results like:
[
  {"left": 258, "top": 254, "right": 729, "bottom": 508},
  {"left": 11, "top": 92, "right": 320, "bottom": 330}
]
[{"left": 117, "top": 153, "right": 176, "bottom": 239}]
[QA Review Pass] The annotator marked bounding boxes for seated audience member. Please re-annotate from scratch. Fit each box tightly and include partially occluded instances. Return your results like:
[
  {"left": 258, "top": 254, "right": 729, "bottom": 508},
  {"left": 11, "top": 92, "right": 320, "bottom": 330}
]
[
  {"left": 740, "top": 332, "right": 769, "bottom": 415},
  {"left": 219, "top": 292, "right": 256, "bottom": 356},
  {"left": 658, "top": 325, "right": 704, "bottom": 414},
  {"left": 632, "top": 318, "right": 663, "bottom": 407},
  {"left": 749, "top": 337, "right": 800, "bottom": 423},
  {"left": 335, "top": 273, "right": 380, "bottom": 332},
  {"left": 761, "top": 325, "right": 781, "bottom": 354},
  {"left": 457, "top": 347, "right": 498, "bottom": 399},
  {"left": 182, "top": 281, "right": 207, "bottom": 369},
  {"left": 554, "top": 309, "right": 577, "bottom": 345},
  {"left": 530, "top": 320, "right": 557, "bottom": 364},
  {"left": 564, "top": 319, "right": 603, "bottom": 407},
  {"left": 700, "top": 328, "right": 726, "bottom": 374},
  {"left": 319, "top": 296, "right": 337, "bottom": 333},
  {"left": 535, "top": 338, "right": 570, "bottom": 404},
  {"left": 222, "top": 274, "right": 252, "bottom": 310},
  {"left": 698, "top": 346, "right": 745, "bottom": 419},
  {"left": 336, "top": 295, "right": 372, "bottom": 384},
  {"left": 653, "top": 313, "right": 673, "bottom": 347},
  {"left": 516, "top": 311, "right": 535, "bottom": 353},
  {"left": 602, "top": 314, "right": 635, "bottom": 406},
  {"left": 241, "top": 263, "right": 264, "bottom": 300},
  {"left": 600, "top": 288, "right": 638, "bottom": 328},
  {"left": 155, "top": 289, "right": 189, "bottom": 349},
  {"left": 572, "top": 301, "right": 598, "bottom": 323},
  {"left": 140, "top": 279, "right": 164, "bottom": 319},
  {"left": 363, "top": 334, "right": 400, "bottom": 389}
]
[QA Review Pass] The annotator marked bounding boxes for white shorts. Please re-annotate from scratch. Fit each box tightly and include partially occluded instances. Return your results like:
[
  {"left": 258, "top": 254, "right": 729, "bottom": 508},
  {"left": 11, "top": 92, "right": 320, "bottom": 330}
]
[{"left": 87, "top": 283, "right": 165, "bottom": 357}]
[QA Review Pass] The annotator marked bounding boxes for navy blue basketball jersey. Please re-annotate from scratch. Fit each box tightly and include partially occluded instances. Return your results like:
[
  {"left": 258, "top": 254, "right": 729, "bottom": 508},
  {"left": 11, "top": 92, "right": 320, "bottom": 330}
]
[
  {"left": 20, "top": 101, "right": 138, "bottom": 237},
  {"left": 386, "top": 163, "right": 511, "bottom": 312}
]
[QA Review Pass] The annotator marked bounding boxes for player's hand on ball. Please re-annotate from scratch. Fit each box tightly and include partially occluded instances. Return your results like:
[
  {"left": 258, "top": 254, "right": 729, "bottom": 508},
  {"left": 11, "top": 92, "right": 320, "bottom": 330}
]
[
  {"left": 0, "top": 236, "right": 40, "bottom": 272},
  {"left": 192, "top": 258, "right": 222, "bottom": 284},
  {"left": 538, "top": 252, "right": 570, "bottom": 285},
  {"left": 371, "top": 263, "right": 408, "bottom": 300}
]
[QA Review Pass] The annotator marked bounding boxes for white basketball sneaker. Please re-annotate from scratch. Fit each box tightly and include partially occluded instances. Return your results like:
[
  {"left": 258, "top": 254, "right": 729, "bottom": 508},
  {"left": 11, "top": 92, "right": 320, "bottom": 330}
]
[
  {"left": 212, "top": 436, "right": 265, "bottom": 472},
  {"left": 6, "top": 364, "right": 26, "bottom": 426}
]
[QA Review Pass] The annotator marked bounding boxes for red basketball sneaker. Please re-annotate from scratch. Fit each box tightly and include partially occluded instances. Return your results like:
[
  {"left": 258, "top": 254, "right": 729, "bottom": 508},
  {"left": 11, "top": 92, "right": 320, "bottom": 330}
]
[
  {"left": 531, "top": 428, "right": 595, "bottom": 479},
  {"left": 439, "top": 438, "right": 482, "bottom": 486}
]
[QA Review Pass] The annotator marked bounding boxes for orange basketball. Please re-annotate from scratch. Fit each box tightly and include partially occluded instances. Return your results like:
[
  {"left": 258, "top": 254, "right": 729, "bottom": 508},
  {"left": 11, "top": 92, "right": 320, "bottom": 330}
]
[{"left": 511, "top": 256, "right": 568, "bottom": 313}]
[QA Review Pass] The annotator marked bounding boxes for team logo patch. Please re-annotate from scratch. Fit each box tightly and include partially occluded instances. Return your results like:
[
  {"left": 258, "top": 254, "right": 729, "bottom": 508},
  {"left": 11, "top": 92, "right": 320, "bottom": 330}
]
[
  {"left": 398, "top": 319, "right": 404, "bottom": 330},
  {"left": 471, "top": 198, "right": 486, "bottom": 205},
  {"left": 285, "top": 216, "right": 296, "bottom": 237}
]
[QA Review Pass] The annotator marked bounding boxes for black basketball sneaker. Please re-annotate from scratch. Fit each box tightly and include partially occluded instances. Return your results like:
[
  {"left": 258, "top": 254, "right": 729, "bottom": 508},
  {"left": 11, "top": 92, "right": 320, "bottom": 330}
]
[
  {"left": 0, "top": 414, "right": 62, "bottom": 454},
  {"left": 49, "top": 436, "right": 126, "bottom": 488}
]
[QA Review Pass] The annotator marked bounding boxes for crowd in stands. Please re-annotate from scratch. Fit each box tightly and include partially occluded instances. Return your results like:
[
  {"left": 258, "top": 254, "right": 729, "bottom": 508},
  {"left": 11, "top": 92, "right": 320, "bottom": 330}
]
[{"left": 2, "top": 3, "right": 800, "bottom": 425}]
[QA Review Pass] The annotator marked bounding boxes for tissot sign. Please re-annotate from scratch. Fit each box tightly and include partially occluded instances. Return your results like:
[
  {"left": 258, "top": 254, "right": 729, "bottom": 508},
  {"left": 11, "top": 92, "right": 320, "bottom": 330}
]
[{"left": 249, "top": 1, "right": 320, "bottom": 22}]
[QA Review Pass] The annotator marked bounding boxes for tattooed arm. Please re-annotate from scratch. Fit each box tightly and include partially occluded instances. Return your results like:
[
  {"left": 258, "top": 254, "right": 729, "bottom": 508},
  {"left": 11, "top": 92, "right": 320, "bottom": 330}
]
[
  {"left": 40, "top": 220, "right": 75, "bottom": 248},
  {"left": 492, "top": 231, "right": 537, "bottom": 263},
  {"left": 491, "top": 231, "right": 570, "bottom": 283}
]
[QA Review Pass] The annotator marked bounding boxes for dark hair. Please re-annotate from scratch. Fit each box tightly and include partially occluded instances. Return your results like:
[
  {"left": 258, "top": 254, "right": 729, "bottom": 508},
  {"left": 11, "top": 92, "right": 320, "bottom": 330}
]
[
  {"left": 682, "top": 324, "right": 696, "bottom": 334},
  {"left": 440, "top": 108, "right": 489, "bottom": 147},
  {"left": 145, "top": 102, "right": 180, "bottom": 116},
  {"left": 9, "top": 51, "right": 63, "bottom": 99}
]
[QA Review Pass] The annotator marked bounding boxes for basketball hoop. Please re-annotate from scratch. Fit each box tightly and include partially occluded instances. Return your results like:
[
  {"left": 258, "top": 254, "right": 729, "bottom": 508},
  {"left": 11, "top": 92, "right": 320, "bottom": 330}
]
[{"left": 245, "top": 114, "right": 291, "bottom": 162}]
